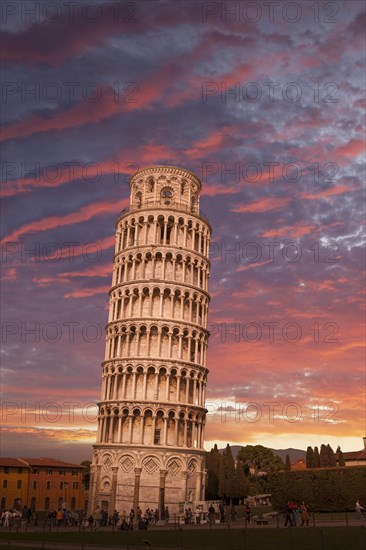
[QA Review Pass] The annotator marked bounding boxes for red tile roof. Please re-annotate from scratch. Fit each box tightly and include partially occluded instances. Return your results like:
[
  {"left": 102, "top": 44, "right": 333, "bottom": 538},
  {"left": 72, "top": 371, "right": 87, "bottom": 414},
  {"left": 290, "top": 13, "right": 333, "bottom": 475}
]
[
  {"left": 343, "top": 449, "right": 366, "bottom": 460},
  {"left": 0, "top": 458, "right": 29, "bottom": 468},
  {"left": 20, "top": 458, "right": 86, "bottom": 468}
]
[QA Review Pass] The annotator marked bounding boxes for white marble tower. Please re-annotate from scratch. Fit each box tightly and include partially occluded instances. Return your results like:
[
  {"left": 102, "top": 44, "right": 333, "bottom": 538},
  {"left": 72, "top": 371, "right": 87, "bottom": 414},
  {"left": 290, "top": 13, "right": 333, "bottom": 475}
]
[{"left": 89, "top": 166, "right": 211, "bottom": 517}]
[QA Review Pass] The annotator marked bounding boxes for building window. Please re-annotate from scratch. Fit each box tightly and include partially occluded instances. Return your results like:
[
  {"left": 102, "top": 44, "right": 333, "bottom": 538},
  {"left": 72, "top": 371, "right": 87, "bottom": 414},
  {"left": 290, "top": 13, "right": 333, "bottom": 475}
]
[
  {"left": 18, "top": 467, "right": 22, "bottom": 473},
  {"left": 59, "top": 470, "right": 66, "bottom": 476},
  {"left": 4, "top": 467, "right": 9, "bottom": 474},
  {"left": 60, "top": 481, "right": 64, "bottom": 489},
  {"left": 47, "top": 469, "right": 52, "bottom": 475},
  {"left": 32, "top": 480, "right": 37, "bottom": 489},
  {"left": 72, "top": 482, "right": 78, "bottom": 490},
  {"left": 71, "top": 470, "right": 78, "bottom": 476},
  {"left": 3, "top": 480, "right": 8, "bottom": 488},
  {"left": 17, "top": 480, "right": 22, "bottom": 489},
  {"left": 46, "top": 481, "right": 51, "bottom": 490},
  {"left": 32, "top": 468, "right": 39, "bottom": 474},
  {"left": 44, "top": 497, "right": 50, "bottom": 511}
]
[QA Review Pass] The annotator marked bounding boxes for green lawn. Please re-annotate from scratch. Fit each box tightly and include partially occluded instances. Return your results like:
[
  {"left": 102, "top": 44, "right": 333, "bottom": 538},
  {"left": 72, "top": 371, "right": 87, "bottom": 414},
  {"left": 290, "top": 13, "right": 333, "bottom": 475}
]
[{"left": 1, "top": 526, "right": 365, "bottom": 550}]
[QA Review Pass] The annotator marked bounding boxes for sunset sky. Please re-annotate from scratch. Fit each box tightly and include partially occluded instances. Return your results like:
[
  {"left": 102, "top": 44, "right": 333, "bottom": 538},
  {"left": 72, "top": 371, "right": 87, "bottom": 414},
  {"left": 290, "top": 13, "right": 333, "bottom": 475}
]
[{"left": 1, "top": 0, "right": 365, "bottom": 463}]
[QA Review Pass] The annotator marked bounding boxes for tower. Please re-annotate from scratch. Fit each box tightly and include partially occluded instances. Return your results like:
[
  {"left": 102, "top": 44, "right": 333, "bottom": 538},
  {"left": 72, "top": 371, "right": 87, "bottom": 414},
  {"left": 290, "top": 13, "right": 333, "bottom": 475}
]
[{"left": 88, "top": 166, "right": 211, "bottom": 517}]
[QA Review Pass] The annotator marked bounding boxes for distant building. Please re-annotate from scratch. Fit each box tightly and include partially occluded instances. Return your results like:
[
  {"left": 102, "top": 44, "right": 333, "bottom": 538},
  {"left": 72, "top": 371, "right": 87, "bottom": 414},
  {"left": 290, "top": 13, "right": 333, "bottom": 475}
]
[
  {"left": 291, "top": 459, "right": 306, "bottom": 471},
  {"left": 343, "top": 437, "right": 366, "bottom": 467},
  {"left": 0, "top": 457, "right": 88, "bottom": 511}
]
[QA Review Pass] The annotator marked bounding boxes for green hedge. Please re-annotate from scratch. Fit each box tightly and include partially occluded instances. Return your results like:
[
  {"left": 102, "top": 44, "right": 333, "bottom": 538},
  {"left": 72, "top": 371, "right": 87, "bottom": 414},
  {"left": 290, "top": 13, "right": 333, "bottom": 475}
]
[{"left": 268, "top": 466, "right": 366, "bottom": 512}]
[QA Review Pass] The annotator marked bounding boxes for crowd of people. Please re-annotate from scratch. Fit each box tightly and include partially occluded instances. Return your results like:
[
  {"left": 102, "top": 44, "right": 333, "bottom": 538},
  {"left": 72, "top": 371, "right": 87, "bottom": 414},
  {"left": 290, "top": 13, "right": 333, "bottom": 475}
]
[
  {"left": 1, "top": 499, "right": 364, "bottom": 530},
  {"left": 87, "top": 505, "right": 170, "bottom": 531},
  {"left": 283, "top": 500, "right": 310, "bottom": 527}
]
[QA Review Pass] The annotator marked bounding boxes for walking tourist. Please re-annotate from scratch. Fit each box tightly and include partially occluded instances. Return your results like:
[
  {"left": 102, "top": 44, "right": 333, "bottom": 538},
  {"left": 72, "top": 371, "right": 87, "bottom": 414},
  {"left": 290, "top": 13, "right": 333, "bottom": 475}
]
[
  {"left": 300, "top": 501, "right": 310, "bottom": 526},
  {"left": 356, "top": 500, "right": 365, "bottom": 520}
]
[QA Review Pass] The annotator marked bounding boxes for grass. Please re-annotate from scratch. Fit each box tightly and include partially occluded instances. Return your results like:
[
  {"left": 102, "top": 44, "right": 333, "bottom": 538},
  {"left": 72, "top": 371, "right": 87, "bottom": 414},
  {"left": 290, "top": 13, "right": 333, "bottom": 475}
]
[{"left": 1, "top": 526, "right": 365, "bottom": 550}]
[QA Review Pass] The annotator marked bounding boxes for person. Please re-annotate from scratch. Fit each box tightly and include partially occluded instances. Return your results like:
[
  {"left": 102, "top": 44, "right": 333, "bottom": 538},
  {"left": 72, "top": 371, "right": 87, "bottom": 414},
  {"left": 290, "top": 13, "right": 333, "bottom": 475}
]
[
  {"left": 195, "top": 506, "right": 201, "bottom": 525},
  {"left": 21, "top": 506, "right": 28, "bottom": 532},
  {"left": 284, "top": 502, "right": 293, "bottom": 527},
  {"left": 300, "top": 501, "right": 309, "bottom": 526},
  {"left": 56, "top": 508, "right": 63, "bottom": 527},
  {"left": 101, "top": 509, "right": 108, "bottom": 526},
  {"left": 356, "top": 500, "right": 365, "bottom": 520},
  {"left": 137, "top": 507, "right": 142, "bottom": 521},
  {"left": 244, "top": 504, "right": 251, "bottom": 524},
  {"left": 230, "top": 505, "right": 236, "bottom": 522},
  {"left": 93, "top": 506, "right": 102, "bottom": 531},
  {"left": 129, "top": 509, "right": 135, "bottom": 528},
  {"left": 112, "top": 510, "right": 119, "bottom": 527},
  {"left": 164, "top": 506, "right": 169, "bottom": 525},
  {"left": 88, "top": 514, "right": 94, "bottom": 531},
  {"left": 219, "top": 501, "right": 225, "bottom": 523},
  {"left": 4, "top": 510, "right": 11, "bottom": 527},
  {"left": 208, "top": 504, "right": 215, "bottom": 526},
  {"left": 27, "top": 507, "right": 32, "bottom": 524}
]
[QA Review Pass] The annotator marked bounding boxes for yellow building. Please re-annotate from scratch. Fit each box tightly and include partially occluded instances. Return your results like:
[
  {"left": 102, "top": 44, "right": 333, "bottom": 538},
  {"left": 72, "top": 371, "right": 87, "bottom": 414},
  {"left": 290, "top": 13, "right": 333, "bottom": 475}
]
[
  {"left": 0, "top": 458, "right": 29, "bottom": 510},
  {"left": 0, "top": 457, "right": 88, "bottom": 511}
]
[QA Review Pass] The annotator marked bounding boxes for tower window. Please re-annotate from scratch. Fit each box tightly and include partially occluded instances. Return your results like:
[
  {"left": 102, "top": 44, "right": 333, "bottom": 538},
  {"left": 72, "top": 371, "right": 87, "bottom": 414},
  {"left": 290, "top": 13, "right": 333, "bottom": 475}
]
[
  {"left": 161, "top": 188, "right": 173, "bottom": 204},
  {"left": 154, "top": 429, "right": 161, "bottom": 444}
]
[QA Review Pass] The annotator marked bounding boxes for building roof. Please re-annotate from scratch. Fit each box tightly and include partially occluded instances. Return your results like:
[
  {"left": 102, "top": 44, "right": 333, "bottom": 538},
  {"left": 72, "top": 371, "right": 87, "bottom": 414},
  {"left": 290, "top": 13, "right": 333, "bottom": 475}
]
[
  {"left": 0, "top": 457, "right": 30, "bottom": 468},
  {"left": 343, "top": 449, "right": 366, "bottom": 461},
  {"left": 20, "top": 458, "right": 86, "bottom": 468}
]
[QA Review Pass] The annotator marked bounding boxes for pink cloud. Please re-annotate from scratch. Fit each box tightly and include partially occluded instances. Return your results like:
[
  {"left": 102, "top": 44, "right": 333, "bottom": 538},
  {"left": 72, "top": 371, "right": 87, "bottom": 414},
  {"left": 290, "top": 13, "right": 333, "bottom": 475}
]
[
  {"left": 1, "top": 198, "right": 128, "bottom": 244},
  {"left": 261, "top": 223, "right": 318, "bottom": 238},
  {"left": 232, "top": 196, "right": 292, "bottom": 213}
]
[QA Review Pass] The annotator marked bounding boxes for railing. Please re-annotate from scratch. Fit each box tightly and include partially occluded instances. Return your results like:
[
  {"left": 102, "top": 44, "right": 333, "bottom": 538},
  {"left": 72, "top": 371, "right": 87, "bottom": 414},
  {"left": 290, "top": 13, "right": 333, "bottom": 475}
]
[{"left": 117, "top": 202, "right": 210, "bottom": 224}]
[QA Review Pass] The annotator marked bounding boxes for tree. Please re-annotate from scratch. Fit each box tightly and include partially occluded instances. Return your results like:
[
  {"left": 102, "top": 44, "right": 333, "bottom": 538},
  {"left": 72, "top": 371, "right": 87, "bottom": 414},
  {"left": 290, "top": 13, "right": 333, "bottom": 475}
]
[
  {"left": 235, "top": 460, "right": 249, "bottom": 501},
  {"left": 320, "top": 444, "right": 327, "bottom": 467},
  {"left": 237, "top": 445, "right": 285, "bottom": 474},
  {"left": 336, "top": 446, "right": 345, "bottom": 467},
  {"left": 313, "top": 446, "right": 320, "bottom": 467},
  {"left": 206, "top": 445, "right": 220, "bottom": 500},
  {"left": 224, "top": 444, "right": 237, "bottom": 503},
  {"left": 320, "top": 444, "right": 336, "bottom": 467},
  {"left": 80, "top": 460, "right": 91, "bottom": 489},
  {"left": 306, "top": 446, "right": 314, "bottom": 468},
  {"left": 218, "top": 453, "right": 226, "bottom": 499},
  {"left": 285, "top": 454, "right": 291, "bottom": 471}
]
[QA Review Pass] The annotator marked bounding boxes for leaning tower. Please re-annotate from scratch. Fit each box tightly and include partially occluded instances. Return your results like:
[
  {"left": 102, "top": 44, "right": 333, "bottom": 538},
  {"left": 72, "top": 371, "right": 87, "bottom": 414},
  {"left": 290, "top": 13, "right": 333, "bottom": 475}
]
[{"left": 88, "top": 166, "right": 211, "bottom": 518}]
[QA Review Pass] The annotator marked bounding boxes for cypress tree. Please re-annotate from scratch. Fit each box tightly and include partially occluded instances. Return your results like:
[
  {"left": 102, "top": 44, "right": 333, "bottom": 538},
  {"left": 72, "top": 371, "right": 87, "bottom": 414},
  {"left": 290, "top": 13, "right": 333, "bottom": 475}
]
[
  {"left": 306, "top": 446, "right": 314, "bottom": 468},
  {"left": 285, "top": 454, "right": 291, "bottom": 471},
  {"left": 235, "top": 459, "right": 249, "bottom": 501},
  {"left": 336, "top": 446, "right": 345, "bottom": 467},
  {"left": 218, "top": 452, "right": 226, "bottom": 500},
  {"left": 314, "top": 446, "right": 320, "bottom": 467},
  {"left": 327, "top": 444, "right": 337, "bottom": 467},
  {"left": 224, "top": 444, "right": 237, "bottom": 504},
  {"left": 320, "top": 444, "right": 328, "bottom": 466},
  {"left": 206, "top": 444, "right": 220, "bottom": 499}
]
